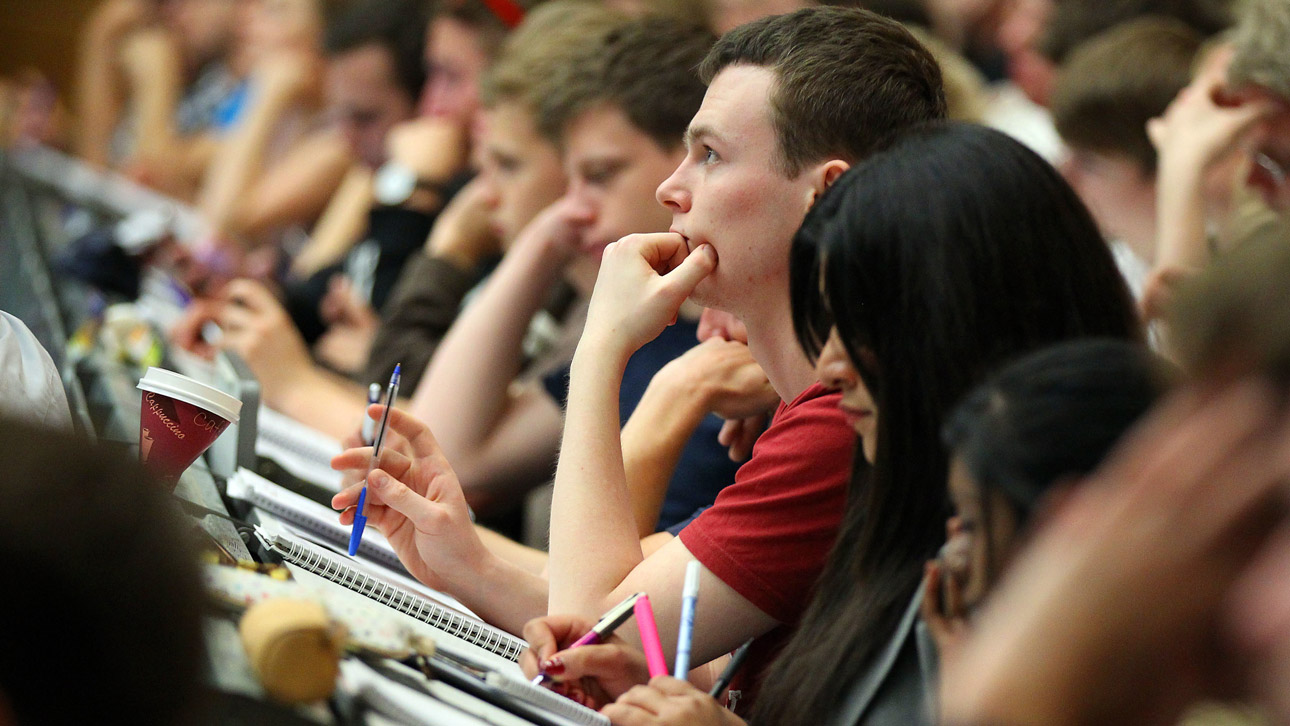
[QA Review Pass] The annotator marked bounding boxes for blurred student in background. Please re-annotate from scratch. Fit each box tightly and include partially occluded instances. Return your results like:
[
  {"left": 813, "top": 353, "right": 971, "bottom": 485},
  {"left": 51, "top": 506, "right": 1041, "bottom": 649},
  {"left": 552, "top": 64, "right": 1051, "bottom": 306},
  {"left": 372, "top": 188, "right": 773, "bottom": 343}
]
[
  {"left": 171, "top": 0, "right": 619, "bottom": 439},
  {"left": 195, "top": 0, "right": 360, "bottom": 256},
  {"left": 941, "top": 224, "right": 1290, "bottom": 726},
  {"left": 1050, "top": 18, "right": 1202, "bottom": 301},
  {"left": 76, "top": 0, "right": 241, "bottom": 195},
  {"left": 1142, "top": 0, "right": 1288, "bottom": 325}
]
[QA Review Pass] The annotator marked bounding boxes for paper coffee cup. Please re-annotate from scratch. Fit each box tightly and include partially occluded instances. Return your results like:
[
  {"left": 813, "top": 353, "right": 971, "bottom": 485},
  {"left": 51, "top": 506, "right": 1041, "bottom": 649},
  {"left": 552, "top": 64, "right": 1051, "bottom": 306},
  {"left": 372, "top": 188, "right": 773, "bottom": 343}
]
[{"left": 137, "top": 367, "right": 242, "bottom": 489}]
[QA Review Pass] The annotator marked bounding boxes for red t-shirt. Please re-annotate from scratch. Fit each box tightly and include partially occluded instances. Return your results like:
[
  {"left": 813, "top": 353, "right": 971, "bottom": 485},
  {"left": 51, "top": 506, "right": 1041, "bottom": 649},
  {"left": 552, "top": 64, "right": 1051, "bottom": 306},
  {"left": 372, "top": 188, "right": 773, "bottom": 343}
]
[{"left": 679, "top": 382, "right": 854, "bottom": 709}]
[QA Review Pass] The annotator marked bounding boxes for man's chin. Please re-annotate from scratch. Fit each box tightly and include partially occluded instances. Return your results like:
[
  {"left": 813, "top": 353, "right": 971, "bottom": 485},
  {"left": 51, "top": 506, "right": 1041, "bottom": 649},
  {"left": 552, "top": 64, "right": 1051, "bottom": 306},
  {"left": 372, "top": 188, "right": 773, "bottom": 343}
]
[{"left": 687, "top": 276, "right": 721, "bottom": 308}]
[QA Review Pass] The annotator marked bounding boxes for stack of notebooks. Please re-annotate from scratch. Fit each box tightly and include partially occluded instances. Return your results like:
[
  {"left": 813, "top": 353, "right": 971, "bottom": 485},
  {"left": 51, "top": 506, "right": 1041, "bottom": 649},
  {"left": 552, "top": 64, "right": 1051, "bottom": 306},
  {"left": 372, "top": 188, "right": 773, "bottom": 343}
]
[{"left": 254, "top": 406, "right": 345, "bottom": 491}]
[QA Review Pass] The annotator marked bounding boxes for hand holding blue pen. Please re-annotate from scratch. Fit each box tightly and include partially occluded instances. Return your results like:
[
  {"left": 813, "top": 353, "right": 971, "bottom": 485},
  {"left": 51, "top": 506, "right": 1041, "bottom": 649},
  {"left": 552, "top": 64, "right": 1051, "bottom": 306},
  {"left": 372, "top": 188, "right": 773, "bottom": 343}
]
[{"left": 349, "top": 364, "right": 400, "bottom": 556}]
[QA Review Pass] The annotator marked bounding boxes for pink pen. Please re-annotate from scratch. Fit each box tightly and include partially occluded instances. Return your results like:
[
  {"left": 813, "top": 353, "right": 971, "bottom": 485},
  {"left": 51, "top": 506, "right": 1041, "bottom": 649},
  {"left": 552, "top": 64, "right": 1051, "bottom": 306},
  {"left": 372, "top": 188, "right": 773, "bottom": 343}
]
[
  {"left": 635, "top": 594, "right": 668, "bottom": 678},
  {"left": 531, "top": 592, "right": 643, "bottom": 685}
]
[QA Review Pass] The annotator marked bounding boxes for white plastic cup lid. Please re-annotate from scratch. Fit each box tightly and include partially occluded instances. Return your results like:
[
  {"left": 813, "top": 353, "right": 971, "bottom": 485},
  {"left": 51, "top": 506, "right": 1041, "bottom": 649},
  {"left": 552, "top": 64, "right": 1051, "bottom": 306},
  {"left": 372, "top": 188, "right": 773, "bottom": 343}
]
[{"left": 137, "top": 367, "right": 242, "bottom": 424}]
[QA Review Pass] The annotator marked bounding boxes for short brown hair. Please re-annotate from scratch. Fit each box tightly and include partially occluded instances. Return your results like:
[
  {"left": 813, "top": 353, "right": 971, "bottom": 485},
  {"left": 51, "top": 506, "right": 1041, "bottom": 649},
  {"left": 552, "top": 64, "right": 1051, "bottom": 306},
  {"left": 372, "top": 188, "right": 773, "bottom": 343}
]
[
  {"left": 1039, "top": 0, "right": 1232, "bottom": 64},
  {"left": 480, "top": 1, "right": 628, "bottom": 117},
  {"left": 324, "top": 0, "right": 430, "bottom": 102},
  {"left": 1050, "top": 17, "right": 1202, "bottom": 174},
  {"left": 1228, "top": 0, "right": 1290, "bottom": 101},
  {"left": 541, "top": 16, "right": 715, "bottom": 149},
  {"left": 699, "top": 6, "right": 947, "bottom": 176}
]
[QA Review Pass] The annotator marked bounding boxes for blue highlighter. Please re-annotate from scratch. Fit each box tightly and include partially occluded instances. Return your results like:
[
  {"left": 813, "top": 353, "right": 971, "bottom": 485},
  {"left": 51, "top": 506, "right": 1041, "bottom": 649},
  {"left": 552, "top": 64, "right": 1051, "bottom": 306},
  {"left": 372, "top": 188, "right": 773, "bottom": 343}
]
[{"left": 349, "top": 364, "right": 400, "bottom": 556}]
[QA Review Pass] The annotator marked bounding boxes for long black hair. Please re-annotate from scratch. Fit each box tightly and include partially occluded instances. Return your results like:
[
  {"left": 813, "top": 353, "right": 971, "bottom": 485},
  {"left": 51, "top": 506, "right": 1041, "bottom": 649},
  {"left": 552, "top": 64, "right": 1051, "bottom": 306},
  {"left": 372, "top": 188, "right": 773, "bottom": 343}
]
[
  {"left": 756, "top": 122, "right": 1143, "bottom": 724},
  {"left": 945, "top": 338, "right": 1166, "bottom": 523}
]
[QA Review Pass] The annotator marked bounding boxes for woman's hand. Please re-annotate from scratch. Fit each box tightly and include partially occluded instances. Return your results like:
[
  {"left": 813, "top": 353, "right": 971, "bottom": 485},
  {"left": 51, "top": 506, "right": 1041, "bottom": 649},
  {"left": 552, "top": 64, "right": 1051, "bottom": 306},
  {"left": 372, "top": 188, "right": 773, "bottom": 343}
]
[
  {"left": 920, "top": 559, "right": 970, "bottom": 670},
  {"left": 519, "top": 614, "right": 652, "bottom": 711}
]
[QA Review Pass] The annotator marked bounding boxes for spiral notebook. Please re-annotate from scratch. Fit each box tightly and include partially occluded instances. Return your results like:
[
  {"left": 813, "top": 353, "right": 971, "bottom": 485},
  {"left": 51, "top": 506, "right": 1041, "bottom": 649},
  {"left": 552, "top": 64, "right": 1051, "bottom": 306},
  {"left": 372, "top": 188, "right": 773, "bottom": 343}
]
[
  {"left": 227, "top": 468, "right": 406, "bottom": 573},
  {"left": 256, "top": 528, "right": 528, "bottom": 666}
]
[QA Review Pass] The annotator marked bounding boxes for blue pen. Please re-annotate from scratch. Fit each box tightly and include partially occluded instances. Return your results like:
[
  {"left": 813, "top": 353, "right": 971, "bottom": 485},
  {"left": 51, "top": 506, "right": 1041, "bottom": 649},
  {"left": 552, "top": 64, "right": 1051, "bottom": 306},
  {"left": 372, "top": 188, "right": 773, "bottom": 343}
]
[
  {"left": 674, "top": 561, "right": 700, "bottom": 678},
  {"left": 349, "top": 364, "right": 400, "bottom": 556},
  {"left": 361, "top": 382, "right": 381, "bottom": 445}
]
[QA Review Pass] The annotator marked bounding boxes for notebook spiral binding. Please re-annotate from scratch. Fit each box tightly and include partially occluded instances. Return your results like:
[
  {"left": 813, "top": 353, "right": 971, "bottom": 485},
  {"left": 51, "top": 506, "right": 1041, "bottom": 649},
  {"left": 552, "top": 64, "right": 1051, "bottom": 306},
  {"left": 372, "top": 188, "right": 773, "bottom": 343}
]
[
  {"left": 264, "top": 534, "right": 526, "bottom": 662},
  {"left": 248, "top": 485, "right": 406, "bottom": 574}
]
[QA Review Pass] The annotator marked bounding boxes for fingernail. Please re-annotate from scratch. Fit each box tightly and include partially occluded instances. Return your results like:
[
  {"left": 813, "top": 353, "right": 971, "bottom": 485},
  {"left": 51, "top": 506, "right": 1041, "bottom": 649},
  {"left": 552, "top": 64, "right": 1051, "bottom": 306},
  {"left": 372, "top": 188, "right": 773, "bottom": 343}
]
[
  {"left": 541, "top": 657, "right": 565, "bottom": 676},
  {"left": 370, "top": 472, "right": 387, "bottom": 489}
]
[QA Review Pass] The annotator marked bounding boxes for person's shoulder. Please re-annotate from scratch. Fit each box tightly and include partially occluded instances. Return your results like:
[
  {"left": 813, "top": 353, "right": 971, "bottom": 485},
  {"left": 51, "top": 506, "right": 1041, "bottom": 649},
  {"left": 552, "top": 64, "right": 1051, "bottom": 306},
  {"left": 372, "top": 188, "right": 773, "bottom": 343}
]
[
  {"left": 744, "top": 382, "right": 852, "bottom": 467},
  {"left": 771, "top": 382, "right": 847, "bottom": 430}
]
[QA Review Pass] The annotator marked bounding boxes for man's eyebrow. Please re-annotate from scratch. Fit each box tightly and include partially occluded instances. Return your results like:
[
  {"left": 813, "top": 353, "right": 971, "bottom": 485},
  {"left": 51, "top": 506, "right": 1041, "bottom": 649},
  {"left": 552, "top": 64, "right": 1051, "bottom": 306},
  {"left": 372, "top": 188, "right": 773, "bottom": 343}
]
[{"left": 684, "top": 124, "right": 720, "bottom": 149}]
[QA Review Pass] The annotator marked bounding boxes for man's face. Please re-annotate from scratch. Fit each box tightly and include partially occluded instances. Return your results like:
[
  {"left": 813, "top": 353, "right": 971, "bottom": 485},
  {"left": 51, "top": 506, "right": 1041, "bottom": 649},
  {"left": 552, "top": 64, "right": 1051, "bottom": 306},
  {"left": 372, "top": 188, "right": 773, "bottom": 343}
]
[
  {"left": 561, "top": 103, "right": 683, "bottom": 260},
  {"left": 477, "top": 102, "right": 567, "bottom": 244},
  {"left": 656, "top": 65, "right": 822, "bottom": 315},
  {"left": 995, "top": 0, "right": 1055, "bottom": 106},
  {"left": 420, "top": 17, "right": 489, "bottom": 128},
  {"left": 326, "top": 44, "right": 416, "bottom": 168}
]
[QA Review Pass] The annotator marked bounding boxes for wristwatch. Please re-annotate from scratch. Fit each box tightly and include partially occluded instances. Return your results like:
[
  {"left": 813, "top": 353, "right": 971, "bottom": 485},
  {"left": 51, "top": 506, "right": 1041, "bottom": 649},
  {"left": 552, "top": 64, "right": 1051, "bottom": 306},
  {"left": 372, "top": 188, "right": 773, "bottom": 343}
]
[{"left": 373, "top": 161, "right": 443, "bottom": 208}]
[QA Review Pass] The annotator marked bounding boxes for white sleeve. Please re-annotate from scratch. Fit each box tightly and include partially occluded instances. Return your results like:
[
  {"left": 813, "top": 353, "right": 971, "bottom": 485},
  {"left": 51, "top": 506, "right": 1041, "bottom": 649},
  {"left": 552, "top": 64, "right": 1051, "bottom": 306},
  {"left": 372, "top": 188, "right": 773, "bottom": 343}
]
[{"left": 0, "top": 312, "right": 73, "bottom": 432}]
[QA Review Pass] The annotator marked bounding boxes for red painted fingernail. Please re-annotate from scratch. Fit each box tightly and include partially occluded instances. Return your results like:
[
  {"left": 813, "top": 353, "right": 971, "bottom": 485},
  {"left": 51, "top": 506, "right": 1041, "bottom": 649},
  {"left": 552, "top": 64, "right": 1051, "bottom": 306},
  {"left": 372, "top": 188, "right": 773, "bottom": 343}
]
[{"left": 542, "top": 657, "right": 565, "bottom": 676}]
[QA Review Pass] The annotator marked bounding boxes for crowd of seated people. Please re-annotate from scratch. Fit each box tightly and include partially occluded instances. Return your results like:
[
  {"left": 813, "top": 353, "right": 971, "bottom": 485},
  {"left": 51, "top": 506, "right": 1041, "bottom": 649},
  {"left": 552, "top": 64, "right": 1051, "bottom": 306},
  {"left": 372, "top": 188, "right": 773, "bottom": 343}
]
[{"left": 4, "top": 0, "right": 1290, "bottom": 723}]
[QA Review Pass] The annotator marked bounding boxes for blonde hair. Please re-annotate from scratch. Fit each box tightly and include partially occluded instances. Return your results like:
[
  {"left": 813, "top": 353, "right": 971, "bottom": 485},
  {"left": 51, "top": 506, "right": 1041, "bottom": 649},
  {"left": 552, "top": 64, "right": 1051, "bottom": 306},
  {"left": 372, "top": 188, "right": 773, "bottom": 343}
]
[
  {"left": 906, "top": 26, "right": 987, "bottom": 122},
  {"left": 1228, "top": 0, "right": 1290, "bottom": 100}
]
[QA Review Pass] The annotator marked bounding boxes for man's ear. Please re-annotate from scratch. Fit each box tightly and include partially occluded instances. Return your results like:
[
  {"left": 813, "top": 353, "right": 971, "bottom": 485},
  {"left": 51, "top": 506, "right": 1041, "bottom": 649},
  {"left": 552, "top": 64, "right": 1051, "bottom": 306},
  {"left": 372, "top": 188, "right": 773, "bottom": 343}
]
[{"left": 803, "top": 159, "right": 851, "bottom": 210}]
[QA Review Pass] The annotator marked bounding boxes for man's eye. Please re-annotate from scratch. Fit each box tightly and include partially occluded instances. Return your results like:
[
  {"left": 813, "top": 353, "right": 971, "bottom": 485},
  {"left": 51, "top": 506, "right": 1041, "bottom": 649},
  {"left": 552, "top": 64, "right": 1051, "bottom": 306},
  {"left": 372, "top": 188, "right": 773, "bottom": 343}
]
[{"left": 702, "top": 146, "right": 718, "bottom": 164}]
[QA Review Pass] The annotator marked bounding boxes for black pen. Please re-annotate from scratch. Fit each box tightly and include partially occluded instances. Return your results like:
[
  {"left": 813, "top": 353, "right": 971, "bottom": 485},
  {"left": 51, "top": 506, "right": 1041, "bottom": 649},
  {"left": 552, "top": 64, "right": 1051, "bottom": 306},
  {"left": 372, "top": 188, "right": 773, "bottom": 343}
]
[{"left": 708, "top": 638, "right": 754, "bottom": 698}]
